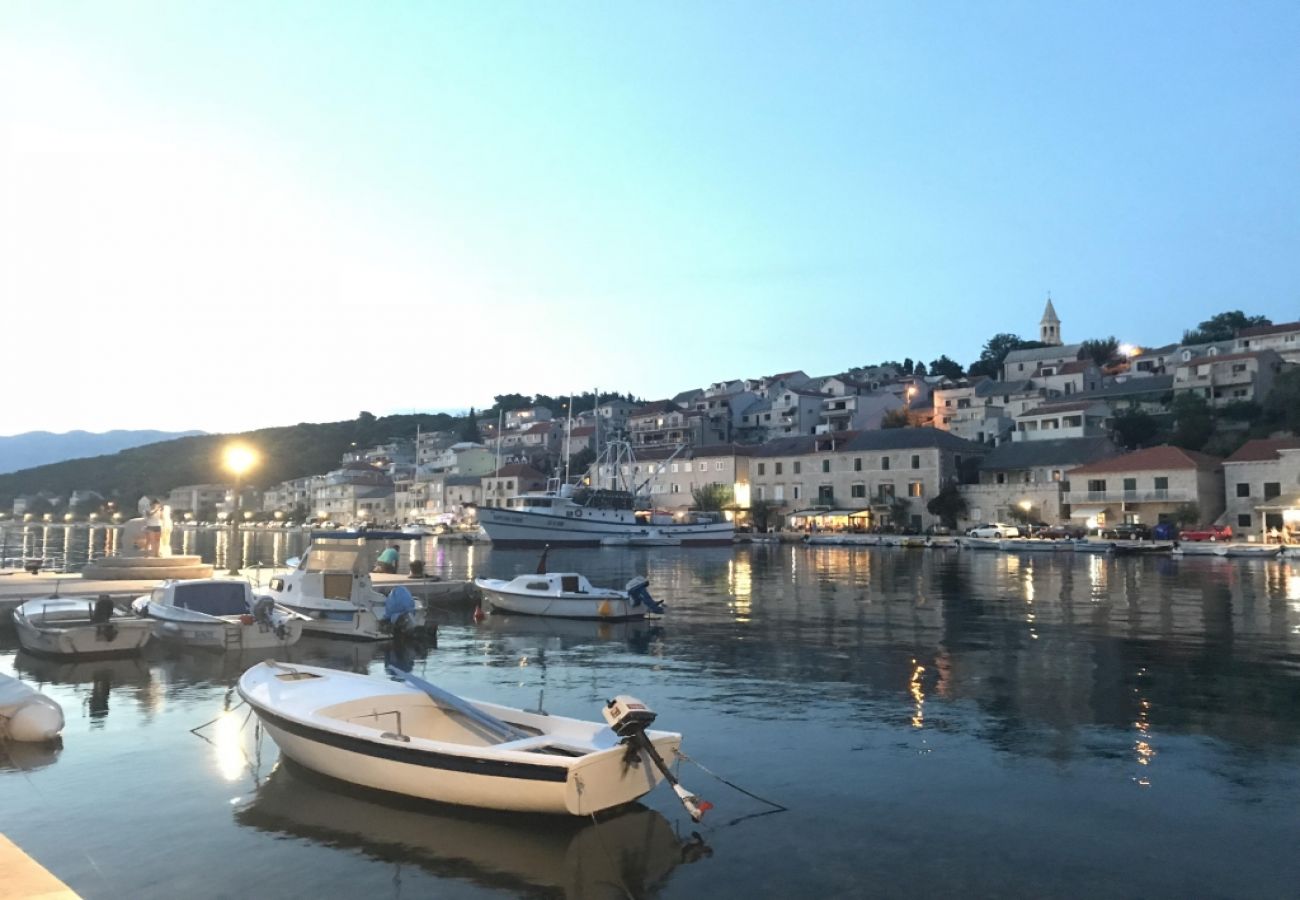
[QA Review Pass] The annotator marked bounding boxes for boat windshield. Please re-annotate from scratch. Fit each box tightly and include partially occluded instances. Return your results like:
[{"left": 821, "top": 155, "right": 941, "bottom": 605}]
[
  {"left": 172, "top": 582, "right": 249, "bottom": 617},
  {"left": 303, "top": 547, "right": 365, "bottom": 574}
]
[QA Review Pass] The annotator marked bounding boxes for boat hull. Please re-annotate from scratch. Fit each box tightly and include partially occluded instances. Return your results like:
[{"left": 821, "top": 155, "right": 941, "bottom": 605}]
[
  {"left": 478, "top": 587, "right": 646, "bottom": 621},
  {"left": 476, "top": 507, "right": 733, "bottom": 548},
  {"left": 149, "top": 609, "right": 304, "bottom": 650},
  {"left": 14, "top": 617, "right": 151, "bottom": 658},
  {"left": 239, "top": 663, "right": 679, "bottom": 816}
]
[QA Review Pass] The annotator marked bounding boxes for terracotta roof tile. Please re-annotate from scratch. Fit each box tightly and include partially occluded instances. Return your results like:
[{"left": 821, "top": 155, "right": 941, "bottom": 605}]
[
  {"left": 1224, "top": 438, "right": 1300, "bottom": 463},
  {"left": 1068, "top": 445, "right": 1222, "bottom": 475},
  {"left": 1237, "top": 320, "right": 1300, "bottom": 338}
]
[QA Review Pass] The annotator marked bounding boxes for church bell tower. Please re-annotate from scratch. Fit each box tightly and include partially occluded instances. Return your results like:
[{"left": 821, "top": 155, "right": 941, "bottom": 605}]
[{"left": 1040, "top": 297, "right": 1062, "bottom": 346}]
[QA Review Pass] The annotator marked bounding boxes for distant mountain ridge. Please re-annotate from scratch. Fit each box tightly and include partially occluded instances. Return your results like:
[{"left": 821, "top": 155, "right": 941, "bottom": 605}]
[{"left": 0, "top": 430, "right": 205, "bottom": 474}]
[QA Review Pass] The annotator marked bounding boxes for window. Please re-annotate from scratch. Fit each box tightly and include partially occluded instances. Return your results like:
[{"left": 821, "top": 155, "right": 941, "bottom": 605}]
[
  {"left": 878, "top": 484, "right": 896, "bottom": 501},
  {"left": 671, "top": 463, "right": 678, "bottom": 473},
  {"left": 911, "top": 455, "right": 920, "bottom": 469},
  {"left": 757, "top": 463, "right": 766, "bottom": 476},
  {"left": 775, "top": 462, "right": 784, "bottom": 476},
  {"left": 1238, "top": 514, "right": 1252, "bottom": 528},
  {"left": 882, "top": 457, "right": 890, "bottom": 471},
  {"left": 683, "top": 462, "right": 692, "bottom": 472},
  {"left": 715, "top": 461, "right": 724, "bottom": 471},
  {"left": 1123, "top": 478, "right": 1137, "bottom": 492},
  {"left": 1236, "top": 483, "right": 1250, "bottom": 498},
  {"left": 1087, "top": 479, "right": 1106, "bottom": 493},
  {"left": 1051, "top": 469, "right": 1062, "bottom": 482},
  {"left": 854, "top": 458, "right": 862, "bottom": 472},
  {"left": 793, "top": 461, "right": 802, "bottom": 475},
  {"left": 908, "top": 481, "right": 923, "bottom": 498},
  {"left": 774, "top": 485, "right": 785, "bottom": 501},
  {"left": 822, "top": 459, "right": 830, "bottom": 473},
  {"left": 996, "top": 473, "right": 1006, "bottom": 485},
  {"left": 793, "top": 485, "right": 802, "bottom": 500},
  {"left": 1154, "top": 476, "right": 1168, "bottom": 490},
  {"left": 817, "top": 485, "right": 833, "bottom": 503},
  {"left": 755, "top": 486, "right": 765, "bottom": 501},
  {"left": 1264, "top": 482, "right": 1281, "bottom": 499},
  {"left": 851, "top": 483, "right": 866, "bottom": 498}
]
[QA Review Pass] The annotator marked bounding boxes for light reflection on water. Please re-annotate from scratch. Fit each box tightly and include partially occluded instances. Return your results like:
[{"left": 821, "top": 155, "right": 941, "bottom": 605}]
[{"left": 3, "top": 544, "right": 1300, "bottom": 898}]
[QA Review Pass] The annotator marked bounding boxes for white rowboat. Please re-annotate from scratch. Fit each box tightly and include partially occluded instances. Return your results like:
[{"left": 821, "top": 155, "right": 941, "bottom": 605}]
[
  {"left": 239, "top": 662, "right": 684, "bottom": 816},
  {"left": 475, "top": 573, "right": 662, "bottom": 621},
  {"left": 13, "top": 596, "right": 152, "bottom": 658}
]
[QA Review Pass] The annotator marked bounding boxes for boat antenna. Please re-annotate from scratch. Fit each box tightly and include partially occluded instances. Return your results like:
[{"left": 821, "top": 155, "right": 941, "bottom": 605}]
[{"left": 536, "top": 544, "right": 550, "bottom": 575}]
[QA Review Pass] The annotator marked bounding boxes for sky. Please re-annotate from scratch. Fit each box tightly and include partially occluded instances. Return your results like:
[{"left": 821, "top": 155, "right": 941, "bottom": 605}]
[{"left": 2, "top": 1, "right": 1298, "bottom": 435}]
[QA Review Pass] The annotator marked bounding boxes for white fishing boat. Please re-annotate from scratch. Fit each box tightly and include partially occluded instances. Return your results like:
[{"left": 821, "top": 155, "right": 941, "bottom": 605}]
[
  {"left": 136, "top": 579, "right": 305, "bottom": 651},
  {"left": 263, "top": 533, "right": 427, "bottom": 640},
  {"left": 239, "top": 662, "right": 706, "bottom": 818},
  {"left": 1219, "top": 543, "right": 1283, "bottom": 558},
  {"left": 476, "top": 440, "right": 733, "bottom": 548},
  {"left": 1172, "top": 541, "right": 1226, "bottom": 556},
  {"left": 475, "top": 572, "right": 663, "bottom": 621},
  {"left": 13, "top": 595, "right": 152, "bottom": 658},
  {"left": 999, "top": 538, "right": 1076, "bottom": 552},
  {"left": 962, "top": 536, "right": 1002, "bottom": 551},
  {"left": 0, "top": 673, "right": 64, "bottom": 742}
]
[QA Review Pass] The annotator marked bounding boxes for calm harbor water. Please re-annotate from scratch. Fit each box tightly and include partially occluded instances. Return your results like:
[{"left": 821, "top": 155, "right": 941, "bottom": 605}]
[{"left": 4, "top": 543, "right": 1300, "bottom": 898}]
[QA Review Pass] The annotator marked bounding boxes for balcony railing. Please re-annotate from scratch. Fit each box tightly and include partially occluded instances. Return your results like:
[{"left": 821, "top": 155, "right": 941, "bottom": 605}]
[{"left": 1066, "top": 489, "right": 1193, "bottom": 504}]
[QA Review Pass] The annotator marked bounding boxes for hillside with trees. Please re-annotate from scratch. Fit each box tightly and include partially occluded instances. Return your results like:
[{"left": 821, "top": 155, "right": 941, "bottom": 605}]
[{"left": 0, "top": 411, "right": 461, "bottom": 506}]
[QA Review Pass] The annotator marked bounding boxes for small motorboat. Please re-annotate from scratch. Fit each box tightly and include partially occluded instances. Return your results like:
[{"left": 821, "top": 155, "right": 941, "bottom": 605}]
[
  {"left": 1219, "top": 543, "right": 1283, "bottom": 558},
  {"left": 262, "top": 534, "right": 427, "bottom": 640},
  {"left": 999, "top": 538, "right": 1076, "bottom": 553},
  {"left": 0, "top": 672, "right": 64, "bottom": 742},
  {"left": 1171, "top": 541, "right": 1225, "bottom": 556},
  {"left": 135, "top": 579, "right": 306, "bottom": 651},
  {"left": 239, "top": 662, "right": 706, "bottom": 818},
  {"left": 13, "top": 595, "right": 152, "bottom": 658},
  {"left": 962, "top": 536, "right": 1002, "bottom": 551},
  {"left": 475, "top": 573, "right": 663, "bottom": 621}
]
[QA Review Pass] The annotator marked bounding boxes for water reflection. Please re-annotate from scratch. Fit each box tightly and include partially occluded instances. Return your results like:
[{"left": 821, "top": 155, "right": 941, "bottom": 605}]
[{"left": 236, "top": 761, "right": 694, "bottom": 899}]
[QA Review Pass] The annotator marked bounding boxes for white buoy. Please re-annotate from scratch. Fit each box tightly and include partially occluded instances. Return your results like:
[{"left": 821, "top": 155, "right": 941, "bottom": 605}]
[{"left": 0, "top": 674, "right": 65, "bottom": 743}]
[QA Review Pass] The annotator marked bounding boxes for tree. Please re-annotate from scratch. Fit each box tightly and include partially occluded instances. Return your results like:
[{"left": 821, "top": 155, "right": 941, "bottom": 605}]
[
  {"left": 1170, "top": 393, "right": 1214, "bottom": 450},
  {"left": 459, "top": 408, "right": 483, "bottom": 443},
  {"left": 901, "top": 358, "right": 914, "bottom": 375},
  {"left": 1183, "top": 310, "right": 1271, "bottom": 345},
  {"left": 913, "top": 361, "right": 927, "bottom": 377},
  {"left": 880, "top": 408, "right": 911, "bottom": 429},
  {"left": 568, "top": 445, "right": 596, "bottom": 472},
  {"left": 691, "top": 483, "right": 734, "bottom": 511},
  {"left": 1173, "top": 502, "right": 1200, "bottom": 527},
  {"left": 968, "top": 333, "right": 1049, "bottom": 379},
  {"left": 1112, "top": 408, "right": 1159, "bottom": 450},
  {"left": 748, "top": 498, "right": 778, "bottom": 532},
  {"left": 1262, "top": 367, "right": 1300, "bottom": 434},
  {"left": 887, "top": 496, "right": 912, "bottom": 530},
  {"left": 926, "top": 484, "right": 968, "bottom": 529},
  {"left": 928, "top": 355, "right": 964, "bottom": 380},
  {"left": 1080, "top": 336, "right": 1120, "bottom": 368},
  {"left": 491, "top": 393, "right": 532, "bottom": 413}
]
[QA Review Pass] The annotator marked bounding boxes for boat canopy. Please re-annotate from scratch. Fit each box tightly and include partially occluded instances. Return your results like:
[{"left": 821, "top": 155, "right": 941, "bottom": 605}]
[
  {"left": 301, "top": 544, "right": 368, "bottom": 575},
  {"left": 171, "top": 582, "right": 250, "bottom": 617}
]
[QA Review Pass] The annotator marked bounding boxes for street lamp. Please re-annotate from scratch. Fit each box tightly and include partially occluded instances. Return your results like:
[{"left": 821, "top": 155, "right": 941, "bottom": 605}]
[{"left": 223, "top": 443, "right": 258, "bottom": 575}]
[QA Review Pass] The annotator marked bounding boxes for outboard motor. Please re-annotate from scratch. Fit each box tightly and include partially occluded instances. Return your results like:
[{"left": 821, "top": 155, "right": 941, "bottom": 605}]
[
  {"left": 383, "top": 586, "right": 417, "bottom": 637},
  {"left": 625, "top": 576, "right": 665, "bottom": 615},
  {"left": 603, "top": 695, "right": 709, "bottom": 822}
]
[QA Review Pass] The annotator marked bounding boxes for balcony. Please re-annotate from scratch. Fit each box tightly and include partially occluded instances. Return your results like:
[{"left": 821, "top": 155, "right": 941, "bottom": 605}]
[{"left": 1065, "top": 488, "right": 1196, "bottom": 505}]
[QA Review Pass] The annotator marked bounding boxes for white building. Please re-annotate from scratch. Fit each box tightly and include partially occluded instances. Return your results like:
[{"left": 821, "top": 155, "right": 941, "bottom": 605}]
[{"left": 1221, "top": 438, "right": 1300, "bottom": 539}]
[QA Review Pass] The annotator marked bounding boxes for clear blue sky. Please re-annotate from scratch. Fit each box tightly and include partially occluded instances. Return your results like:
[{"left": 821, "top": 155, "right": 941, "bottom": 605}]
[{"left": 2, "top": 1, "right": 1297, "bottom": 433}]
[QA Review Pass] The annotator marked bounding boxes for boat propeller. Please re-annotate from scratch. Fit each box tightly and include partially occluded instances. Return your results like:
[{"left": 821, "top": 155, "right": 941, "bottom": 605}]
[{"left": 603, "top": 695, "right": 711, "bottom": 822}]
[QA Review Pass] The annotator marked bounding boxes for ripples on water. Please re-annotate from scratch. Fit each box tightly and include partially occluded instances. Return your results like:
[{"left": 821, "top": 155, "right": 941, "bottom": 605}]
[{"left": 4, "top": 541, "right": 1300, "bottom": 898}]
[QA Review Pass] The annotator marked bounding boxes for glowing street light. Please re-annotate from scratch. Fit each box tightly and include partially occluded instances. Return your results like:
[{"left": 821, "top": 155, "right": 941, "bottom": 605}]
[{"left": 223, "top": 443, "right": 259, "bottom": 575}]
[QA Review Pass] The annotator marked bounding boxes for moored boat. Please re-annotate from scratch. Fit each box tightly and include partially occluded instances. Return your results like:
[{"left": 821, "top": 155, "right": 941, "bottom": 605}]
[
  {"left": 263, "top": 533, "right": 427, "bottom": 640},
  {"left": 239, "top": 661, "right": 698, "bottom": 817},
  {"left": 1219, "top": 543, "right": 1283, "bottom": 558},
  {"left": 136, "top": 579, "right": 306, "bottom": 650},
  {"left": 13, "top": 595, "right": 152, "bottom": 658},
  {"left": 475, "top": 573, "right": 662, "bottom": 621}
]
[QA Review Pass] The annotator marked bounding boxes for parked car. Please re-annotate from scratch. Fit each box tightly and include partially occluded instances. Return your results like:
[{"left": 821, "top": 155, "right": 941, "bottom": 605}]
[
  {"left": 967, "top": 523, "right": 1022, "bottom": 538},
  {"left": 1100, "top": 523, "right": 1152, "bottom": 540},
  {"left": 1040, "top": 524, "right": 1085, "bottom": 540},
  {"left": 1179, "top": 524, "right": 1232, "bottom": 542}
]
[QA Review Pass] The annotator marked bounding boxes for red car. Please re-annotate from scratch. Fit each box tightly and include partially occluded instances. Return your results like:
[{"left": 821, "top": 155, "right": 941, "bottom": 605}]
[{"left": 1179, "top": 524, "right": 1232, "bottom": 541}]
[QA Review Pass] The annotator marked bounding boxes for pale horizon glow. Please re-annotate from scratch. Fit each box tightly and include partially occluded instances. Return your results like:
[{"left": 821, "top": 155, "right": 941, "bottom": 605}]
[{"left": 2, "top": 3, "right": 1298, "bottom": 435}]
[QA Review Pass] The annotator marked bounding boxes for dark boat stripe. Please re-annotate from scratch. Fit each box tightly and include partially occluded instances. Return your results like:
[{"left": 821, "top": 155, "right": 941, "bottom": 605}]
[{"left": 241, "top": 694, "right": 569, "bottom": 783}]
